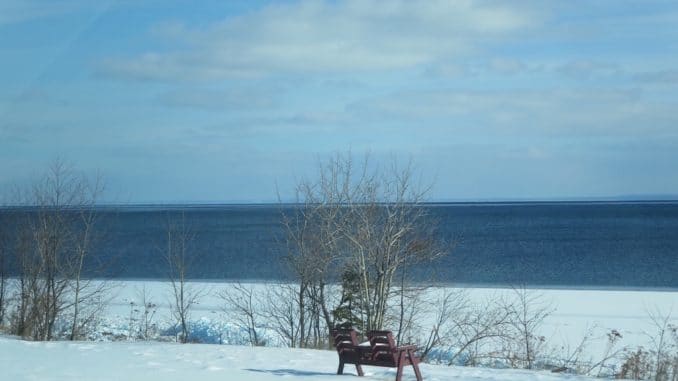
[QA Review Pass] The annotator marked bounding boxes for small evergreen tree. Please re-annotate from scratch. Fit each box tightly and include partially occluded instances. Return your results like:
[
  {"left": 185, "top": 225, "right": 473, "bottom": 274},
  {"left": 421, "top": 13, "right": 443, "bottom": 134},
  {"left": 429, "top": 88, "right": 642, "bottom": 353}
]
[{"left": 332, "top": 268, "right": 364, "bottom": 331}]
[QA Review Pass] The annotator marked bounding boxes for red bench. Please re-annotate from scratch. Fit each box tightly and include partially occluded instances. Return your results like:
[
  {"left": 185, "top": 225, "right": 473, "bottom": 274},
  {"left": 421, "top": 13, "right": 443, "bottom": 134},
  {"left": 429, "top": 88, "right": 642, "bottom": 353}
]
[{"left": 331, "top": 329, "right": 423, "bottom": 381}]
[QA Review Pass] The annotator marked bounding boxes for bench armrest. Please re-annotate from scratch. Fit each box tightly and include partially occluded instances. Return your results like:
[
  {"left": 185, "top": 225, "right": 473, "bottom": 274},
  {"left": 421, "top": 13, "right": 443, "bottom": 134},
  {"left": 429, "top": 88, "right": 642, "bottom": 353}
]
[{"left": 396, "top": 344, "right": 418, "bottom": 351}]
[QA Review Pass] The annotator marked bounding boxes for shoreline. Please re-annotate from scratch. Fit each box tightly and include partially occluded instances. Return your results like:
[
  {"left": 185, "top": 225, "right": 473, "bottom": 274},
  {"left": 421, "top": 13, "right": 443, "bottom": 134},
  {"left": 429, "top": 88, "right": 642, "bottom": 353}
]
[{"left": 72, "top": 277, "right": 678, "bottom": 292}]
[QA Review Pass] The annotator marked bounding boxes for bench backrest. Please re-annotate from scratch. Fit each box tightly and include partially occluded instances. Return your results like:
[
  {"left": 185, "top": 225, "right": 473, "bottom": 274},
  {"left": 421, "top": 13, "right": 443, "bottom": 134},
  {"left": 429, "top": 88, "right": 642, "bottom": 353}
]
[
  {"left": 367, "top": 330, "right": 398, "bottom": 364},
  {"left": 331, "top": 329, "right": 362, "bottom": 360}
]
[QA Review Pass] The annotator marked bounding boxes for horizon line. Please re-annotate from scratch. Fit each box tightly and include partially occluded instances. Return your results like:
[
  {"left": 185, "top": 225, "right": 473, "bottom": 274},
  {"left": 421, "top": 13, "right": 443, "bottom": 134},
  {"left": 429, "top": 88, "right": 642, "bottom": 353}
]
[{"left": 3, "top": 198, "right": 678, "bottom": 209}]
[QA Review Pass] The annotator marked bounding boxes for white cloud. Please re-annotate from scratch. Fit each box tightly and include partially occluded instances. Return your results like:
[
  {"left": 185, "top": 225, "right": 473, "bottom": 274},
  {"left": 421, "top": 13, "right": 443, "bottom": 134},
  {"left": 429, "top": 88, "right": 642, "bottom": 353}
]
[
  {"left": 0, "top": 0, "right": 73, "bottom": 25},
  {"left": 634, "top": 69, "right": 678, "bottom": 84},
  {"left": 487, "top": 57, "right": 528, "bottom": 75},
  {"left": 557, "top": 60, "right": 622, "bottom": 80},
  {"left": 0, "top": 0, "right": 109, "bottom": 26},
  {"left": 99, "top": 0, "right": 540, "bottom": 81},
  {"left": 347, "top": 87, "right": 677, "bottom": 137},
  {"left": 424, "top": 57, "right": 534, "bottom": 79},
  {"left": 157, "top": 88, "right": 278, "bottom": 111}
]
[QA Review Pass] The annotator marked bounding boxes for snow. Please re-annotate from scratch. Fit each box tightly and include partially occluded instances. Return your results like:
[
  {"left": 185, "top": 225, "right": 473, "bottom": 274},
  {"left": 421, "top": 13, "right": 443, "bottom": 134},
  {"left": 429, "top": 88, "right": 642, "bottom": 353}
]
[
  {"left": 1, "top": 280, "right": 676, "bottom": 380},
  {"left": 0, "top": 335, "right": 595, "bottom": 381},
  {"left": 97, "top": 281, "right": 677, "bottom": 355}
]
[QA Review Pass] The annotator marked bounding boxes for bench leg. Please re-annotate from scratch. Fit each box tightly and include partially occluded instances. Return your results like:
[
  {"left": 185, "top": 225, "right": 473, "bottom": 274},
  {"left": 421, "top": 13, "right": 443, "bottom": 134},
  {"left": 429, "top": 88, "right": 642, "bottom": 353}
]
[
  {"left": 396, "top": 363, "right": 404, "bottom": 381},
  {"left": 338, "top": 361, "right": 363, "bottom": 377},
  {"left": 396, "top": 352, "right": 406, "bottom": 381},
  {"left": 410, "top": 353, "right": 423, "bottom": 381}
]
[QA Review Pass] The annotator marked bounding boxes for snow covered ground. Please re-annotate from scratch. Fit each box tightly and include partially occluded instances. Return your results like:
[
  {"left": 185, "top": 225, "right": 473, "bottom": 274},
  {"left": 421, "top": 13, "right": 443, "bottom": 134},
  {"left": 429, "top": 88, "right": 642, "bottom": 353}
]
[
  {"left": 0, "top": 334, "right": 596, "bottom": 381},
  {"left": 97, "top": 281, "right": 677, "bottom": 355},
  {"left": 1, "top": 280, "right": 676, "bottom": 380}
]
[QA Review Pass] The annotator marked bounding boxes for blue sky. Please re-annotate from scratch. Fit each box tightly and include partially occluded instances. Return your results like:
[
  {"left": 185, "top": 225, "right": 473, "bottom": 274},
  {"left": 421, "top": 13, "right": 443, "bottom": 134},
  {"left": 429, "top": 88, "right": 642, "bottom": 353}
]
[{"left": 1, "top": 0, "right": 677, "bottom": 203}]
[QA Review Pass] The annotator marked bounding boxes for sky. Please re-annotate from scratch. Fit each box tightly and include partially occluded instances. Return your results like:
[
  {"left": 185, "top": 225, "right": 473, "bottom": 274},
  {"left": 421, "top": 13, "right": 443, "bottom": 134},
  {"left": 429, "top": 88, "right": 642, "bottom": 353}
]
[{"left": 1, "top": 0, "right": 677, "bottom": 203}]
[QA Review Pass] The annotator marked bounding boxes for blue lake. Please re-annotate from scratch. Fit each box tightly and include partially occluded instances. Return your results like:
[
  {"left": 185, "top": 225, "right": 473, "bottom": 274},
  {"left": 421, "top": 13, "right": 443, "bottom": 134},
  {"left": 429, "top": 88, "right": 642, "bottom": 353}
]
[{"left": 2, "top": 202, "right": 677, "bottom": 288}]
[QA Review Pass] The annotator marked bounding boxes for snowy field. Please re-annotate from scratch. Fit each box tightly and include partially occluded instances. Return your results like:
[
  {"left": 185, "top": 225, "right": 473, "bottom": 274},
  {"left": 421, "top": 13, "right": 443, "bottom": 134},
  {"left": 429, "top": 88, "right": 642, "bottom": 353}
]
[
  {"left": 98, "top": 281, "right": 677, "bottom": 354},
  {"left": 1, "top": 281, "right": 676, "bottom": 380},
  {"left": 1, "top": 335, "right": 598, "bottom": 381}
]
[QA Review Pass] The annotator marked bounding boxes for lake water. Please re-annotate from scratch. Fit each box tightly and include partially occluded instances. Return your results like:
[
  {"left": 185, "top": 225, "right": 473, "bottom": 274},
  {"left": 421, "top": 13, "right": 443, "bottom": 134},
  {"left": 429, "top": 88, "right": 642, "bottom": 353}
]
[{"left": 2, "top": 202, "right": 677, "bottom": 288}]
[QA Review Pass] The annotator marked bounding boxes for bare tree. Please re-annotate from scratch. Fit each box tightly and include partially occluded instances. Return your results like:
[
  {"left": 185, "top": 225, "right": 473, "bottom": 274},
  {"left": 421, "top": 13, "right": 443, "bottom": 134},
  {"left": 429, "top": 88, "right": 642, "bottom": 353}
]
[
  {"left": 219, "top": 282, "right": 265, "bottom": 346},
  {"left": 417, "top": 289, "right": 469, "bottom": 361},
  {"left": 6, "top": 159, "right": 110, "bottom": 340},
  {"left": 391, "top": 281, "right": 429, "bottom": 345},
  {"left": 0, "top": 211, "right": 8, "bottom": 326},
  {"left": 618, "top": 309, "right": 678, "bottom": 381},
  {"left": 30, "top": 161, "right": 79, "bottom": 340},
  {"left": 20, "top": 160, "right": 103, "bottom": 340},
  {"left": 262, "top": 283, "right": 304, "bottom": 347},
  {"left": 280, "top": 159, "right": 351, "bottom": 347},
  {"left": 283, "top": 153, "right": 446, "bottom": 341},
  {"left": 404, "top": 287, "right": 561, "bottom": 369},
  {"left": 449, "top": 297, "right": 516, "bottom": 366},
  {"left": 129, "top": 285, "right": 158, "bottom": 340},
  {"left": 10, "top": 218, "right": 34, "bottom": 337},
  {"left": 501, "top": 287, "right": 554, "bottom": 369},
  {"left": 581, "top": 327, "right": 624, "bottom": 377},
  {"left": 165, "top": 212, "right": 204, "bottom": 343},
  {"left": 66, "top": 172, "right": 110, "bottom": 340},
  {"left": 414, "top": 289, "right": 516, "bottom": 366},
  {"left": 645, "top": 308, "right": 678, "bottom": 381}
]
